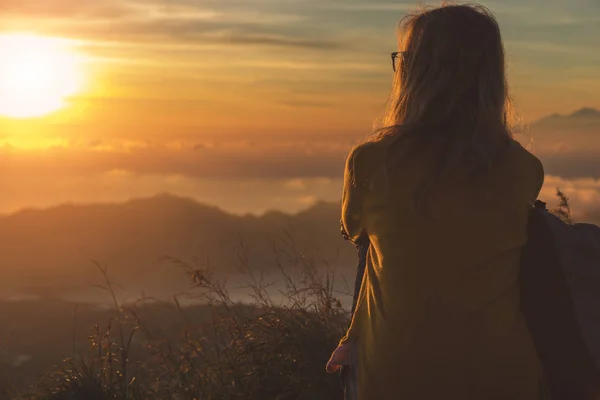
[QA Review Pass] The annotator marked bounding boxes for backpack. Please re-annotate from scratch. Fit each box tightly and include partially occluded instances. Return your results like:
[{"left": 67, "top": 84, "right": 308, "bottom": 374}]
[
  {"left": 342, "top": 200, "right": 600, "bottom": 399},
  {"left": 520, "top": 200, "right": 600, "bottom": 399}
]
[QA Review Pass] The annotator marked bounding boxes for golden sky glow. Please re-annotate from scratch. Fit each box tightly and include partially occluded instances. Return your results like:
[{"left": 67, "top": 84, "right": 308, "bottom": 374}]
[
  {"left": 1, "top": 1, "right": 599, "bottom": 142},
  {"left": 0, "top": 0, "right": 599, "bottom": 217}
]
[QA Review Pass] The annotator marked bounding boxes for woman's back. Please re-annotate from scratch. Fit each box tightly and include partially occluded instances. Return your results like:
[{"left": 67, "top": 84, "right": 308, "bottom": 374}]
[
  {"left": 326, "top": 4, "right": 548, "bottom": 398},
  {"left": 340, "top": 137, "right": 544, "bottom": 399}
]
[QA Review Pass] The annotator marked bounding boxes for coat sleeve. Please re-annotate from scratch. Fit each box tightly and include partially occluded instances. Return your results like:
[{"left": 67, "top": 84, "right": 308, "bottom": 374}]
[
  {"left": 341, "top": 143, "right": 371, "bottom": 244},
  {"left": 338, "top": 143, "right": 372, "bottom": 345}
]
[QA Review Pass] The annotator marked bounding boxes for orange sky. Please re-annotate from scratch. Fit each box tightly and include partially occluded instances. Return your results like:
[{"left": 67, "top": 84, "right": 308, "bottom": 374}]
[{"left": 0, "top": 0, "right": 599, "bottom": 215}]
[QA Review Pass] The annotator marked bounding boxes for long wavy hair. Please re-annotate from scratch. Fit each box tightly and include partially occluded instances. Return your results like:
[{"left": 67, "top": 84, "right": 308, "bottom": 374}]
[{"left": 370, "top": 3, "right": 515, "bottom": 214}]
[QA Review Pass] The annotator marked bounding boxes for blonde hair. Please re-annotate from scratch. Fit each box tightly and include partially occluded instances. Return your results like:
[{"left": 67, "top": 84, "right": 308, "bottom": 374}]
[{"left": 370, "top": 3, "right": 515, "bottom": 213}]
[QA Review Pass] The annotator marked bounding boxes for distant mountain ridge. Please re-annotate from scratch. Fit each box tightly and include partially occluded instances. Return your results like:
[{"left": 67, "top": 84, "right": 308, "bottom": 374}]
[
  {"left": 5, "top": 193, "right": 333, "bottom": 220},
  {"left": 0, "top": 194, "right": 352, "bottom": 300},
  {"left": 524, "top": 106, "right": 600, "bottom": 180},
  {"left": 570, "top": 107, "right": 600, "bottom": 118},
  {"left": 534, "top": 106, "right": 600, "bottom": 125}
]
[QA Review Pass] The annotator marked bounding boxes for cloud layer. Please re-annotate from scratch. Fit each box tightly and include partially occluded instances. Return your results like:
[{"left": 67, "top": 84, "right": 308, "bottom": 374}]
[{"left": 1, "top": 137, "right": 353, "bottom": 180}]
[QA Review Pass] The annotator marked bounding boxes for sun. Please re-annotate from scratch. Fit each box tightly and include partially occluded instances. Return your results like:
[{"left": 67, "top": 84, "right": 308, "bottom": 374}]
[{"left": 0, "top": 33, "right": 85, "bottom": 119}]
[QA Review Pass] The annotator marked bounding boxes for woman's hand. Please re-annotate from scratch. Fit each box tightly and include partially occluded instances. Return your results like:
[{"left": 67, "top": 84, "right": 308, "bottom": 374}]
[{"left": 326, "top": 342, "right": 357, "bottom": 373}]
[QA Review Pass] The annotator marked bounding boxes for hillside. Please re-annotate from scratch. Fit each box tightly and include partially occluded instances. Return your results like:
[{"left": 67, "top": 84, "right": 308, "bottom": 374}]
[
  {"left": 0, "top": 194, "right": 354, "bottom": 302},
  {"left": 528, "top": 107, "right": 600, "bottom": 179}
]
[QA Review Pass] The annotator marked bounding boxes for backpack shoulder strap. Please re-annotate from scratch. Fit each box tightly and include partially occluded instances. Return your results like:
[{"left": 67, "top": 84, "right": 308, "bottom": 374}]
[{"left": 340, "top": 220, "right": 369, "bottom": 318}]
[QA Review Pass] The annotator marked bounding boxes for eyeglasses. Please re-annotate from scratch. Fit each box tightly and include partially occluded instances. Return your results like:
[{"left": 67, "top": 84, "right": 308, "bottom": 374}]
[{"left": 391, "top": 51, "right": 407, "bottom": 72}]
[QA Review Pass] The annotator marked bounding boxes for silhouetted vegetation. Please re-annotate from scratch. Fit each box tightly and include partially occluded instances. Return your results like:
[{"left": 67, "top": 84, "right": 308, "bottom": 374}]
[
  {"left": 552, "top": 189, "right": 573, "bottom": 224},
  {"left": 9, "top": 234, "right": 349, "bottom": 400}
]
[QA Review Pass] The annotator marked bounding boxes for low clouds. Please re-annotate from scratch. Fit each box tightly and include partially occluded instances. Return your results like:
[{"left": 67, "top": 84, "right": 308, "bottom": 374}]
[
  {"left": 2, "top": 110, "right": 599, "bottom": 182},
  {"left": 1, "top": 139, "right": 352, "bottom": 180},
  {"left": 2, "top": 137, "right": 599, "bottom": 223},
  {"left": 4, "top": 112, "right": 599, "bottom": 182},
  {"left": 539, "top": 176, "right": 600, "bottom": 224}
]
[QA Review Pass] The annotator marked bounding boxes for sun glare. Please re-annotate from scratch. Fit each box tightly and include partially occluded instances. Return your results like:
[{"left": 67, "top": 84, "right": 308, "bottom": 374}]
[{"left": 0, "top": 33, "right": 85, "bottom": 119}]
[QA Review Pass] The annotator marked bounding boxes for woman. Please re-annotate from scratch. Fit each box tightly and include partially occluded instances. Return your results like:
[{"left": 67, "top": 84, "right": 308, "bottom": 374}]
[{"left": 326, "top": 4, "right": 545, "bottom": 399}]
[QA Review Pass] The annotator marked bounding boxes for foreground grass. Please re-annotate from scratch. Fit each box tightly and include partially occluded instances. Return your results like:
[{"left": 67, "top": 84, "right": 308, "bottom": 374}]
[{"left": 14, "top": 233, "right": 349, "bottom": 400}]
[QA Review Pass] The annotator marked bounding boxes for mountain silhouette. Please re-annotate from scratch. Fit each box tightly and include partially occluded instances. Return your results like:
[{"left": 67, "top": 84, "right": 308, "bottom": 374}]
[
  {"left": 0, "top": 194, "right": 353, "bottom": 300},
  {"left": 569, "top": 107, "right": 600, "bottom": 119},
  {"left": 529, "top": 106, "right": 600, "bottom": 137},
  {"left": 526, "top": 106, "right": 600, "bottom": 179},
  {"left": 533, "top": 106, "right": 600, "bottom": 126}
]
